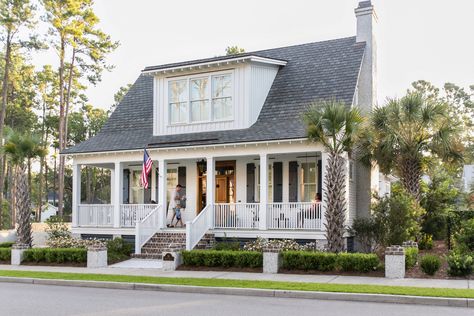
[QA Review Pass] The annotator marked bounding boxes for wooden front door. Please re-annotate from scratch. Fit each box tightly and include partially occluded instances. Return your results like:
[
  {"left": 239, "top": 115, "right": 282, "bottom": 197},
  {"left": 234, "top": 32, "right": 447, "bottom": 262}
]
[
  {"left": 215, "top": 176, "right": 228, "bottom": 203},
  {"left": 196, "top": 160, "right": 236, "bottom": 214}
]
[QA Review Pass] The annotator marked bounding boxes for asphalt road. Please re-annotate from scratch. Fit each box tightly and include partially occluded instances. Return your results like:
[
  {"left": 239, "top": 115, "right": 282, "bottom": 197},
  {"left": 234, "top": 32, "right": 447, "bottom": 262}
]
[{"left": 0, "top": 282, "right": 471, "bottom": 316}]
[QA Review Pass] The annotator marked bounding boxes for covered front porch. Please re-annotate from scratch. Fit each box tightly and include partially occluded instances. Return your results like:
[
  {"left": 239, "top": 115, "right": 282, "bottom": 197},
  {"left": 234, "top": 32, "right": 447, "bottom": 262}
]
[{"left": 70, "top": 141, "right": 352, "bottom": 248}]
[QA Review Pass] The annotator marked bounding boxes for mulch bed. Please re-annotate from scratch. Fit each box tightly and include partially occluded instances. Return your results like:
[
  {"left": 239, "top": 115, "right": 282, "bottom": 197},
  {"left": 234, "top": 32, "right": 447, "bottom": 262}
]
[
  {"left": 0, "top": 261, "right": 9, "bottom": 265},
  {"left": 21, "top": 262, "right": 86, "bottom": 268},
  {"left": 177, "top": 265, "right": 262, "bottom": 273},
  {"left": 405, "top": 240, "right": 472, "bottom": 280}
]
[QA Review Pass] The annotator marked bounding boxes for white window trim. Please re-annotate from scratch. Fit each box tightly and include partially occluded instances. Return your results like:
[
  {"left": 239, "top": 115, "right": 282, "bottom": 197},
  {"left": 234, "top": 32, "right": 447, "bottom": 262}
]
[{"left": 165, "top": 70, "right": 234, "bottom": 126}]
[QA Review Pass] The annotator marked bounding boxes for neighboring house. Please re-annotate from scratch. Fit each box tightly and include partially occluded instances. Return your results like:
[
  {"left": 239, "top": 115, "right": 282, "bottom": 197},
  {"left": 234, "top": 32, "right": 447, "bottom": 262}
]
[
  {"left": 63, "top": 1, "right": 382, "bottom": 254},
  {"left": 463, "top": 165, "right": 474, "bottom": 192},
  {"left": 40, "top": 204, "right": 58, "bottom": 222}
]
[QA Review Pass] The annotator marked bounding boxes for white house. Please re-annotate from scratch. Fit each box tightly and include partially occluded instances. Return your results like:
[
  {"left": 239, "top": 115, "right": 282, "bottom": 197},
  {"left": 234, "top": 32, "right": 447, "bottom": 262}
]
[
  {"left": 63, "top": 1, "right": 382, "bottom": 256},
  {"left": 463, "top": 165, "right": 474, "bottom": 192}
]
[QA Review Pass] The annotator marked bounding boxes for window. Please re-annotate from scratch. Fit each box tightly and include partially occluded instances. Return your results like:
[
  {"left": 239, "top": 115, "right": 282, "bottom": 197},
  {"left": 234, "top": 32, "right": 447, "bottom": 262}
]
[
  {"left": 212, "top": 75, "right": 232, "bottom": 120},
  {"left": 300, "top": 162, "right": 317, "bottom": 202},
  {"left": 168, "top": 80, "right": 188, "bottom": 124},
  {"left": 190, "top": 77, "right": 209, "bottom": 122},
  {"left": 166, "top": 168, "right": 178, "bottom": 204},
  {"left": 131, "top": 170, "right": 144, "bottom": 204},
  {"left": 168, "top": 72, "right": 232, "bottom": 125},
  {"left": 255, "top": 164, "right": 273, "bottom": 202}
]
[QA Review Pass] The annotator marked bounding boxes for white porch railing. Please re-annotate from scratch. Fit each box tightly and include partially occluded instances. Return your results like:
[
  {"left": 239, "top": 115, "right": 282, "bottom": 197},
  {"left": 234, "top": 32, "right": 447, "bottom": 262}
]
[
  {"left": 214, "top": 203, "right": 259, "bottom": 229},
  {"left": 186, "top": 204, "right": 212, "bottom": 250},
  {"left": 267, "top": 202, "right": 322, "bottom": 230},
  {"left": 120, "top": 204, "right": 157, "bottom": 227},
  {"left": 77, "top": 204, "right": 113, "bottom": 227},
  {"left": 135, "top": 204, "right": 163, "bottom": 254}
]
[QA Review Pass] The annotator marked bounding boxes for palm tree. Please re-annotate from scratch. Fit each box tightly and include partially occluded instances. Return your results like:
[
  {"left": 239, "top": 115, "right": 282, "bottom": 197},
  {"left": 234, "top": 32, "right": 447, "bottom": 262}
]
[
  {"left": 3, "top": 129, "right": 47, "bottom": 247},
  {"left": 358, "top": 93, "right": 463, "bottom": 201},
  {"left": 304, "top": 100, "right": 363, "bottom": 253}
]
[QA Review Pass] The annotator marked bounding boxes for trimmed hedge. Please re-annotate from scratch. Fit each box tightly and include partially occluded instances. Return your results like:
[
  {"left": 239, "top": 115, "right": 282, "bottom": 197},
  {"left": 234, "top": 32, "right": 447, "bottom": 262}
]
[
  {"left": 23, "top": 248, "right": 87, "bottom": 264},
  {"left": 405, "top": 247, "right": 419, "bottom": 269},
  {"left": 182, "top": 250, "right": 262, "bottom": 268},
  {"left": 0, "top": 248, "right": 11, "bottom": 261},
  {"left": 281, "top": 251, "right": 380, "bottom": 273},
  {"left": 0, "top": 242, "right": 13, "bottom": 248}
]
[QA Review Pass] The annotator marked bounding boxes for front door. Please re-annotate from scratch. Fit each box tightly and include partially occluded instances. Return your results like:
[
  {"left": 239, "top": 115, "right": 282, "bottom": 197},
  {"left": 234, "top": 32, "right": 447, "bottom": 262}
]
[
  {"left": 196, "top": 160, "right": 236, "bottom": 214},
  {"left": 215, "top": 176, "right": 228, "bottom": 203}
]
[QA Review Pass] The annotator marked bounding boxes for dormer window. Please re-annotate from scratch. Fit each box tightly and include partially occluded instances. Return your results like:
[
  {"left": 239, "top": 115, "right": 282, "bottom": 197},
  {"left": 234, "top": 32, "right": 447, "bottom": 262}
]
[{"left": 168, "top": 71, "right": 233, "bottom": 125}]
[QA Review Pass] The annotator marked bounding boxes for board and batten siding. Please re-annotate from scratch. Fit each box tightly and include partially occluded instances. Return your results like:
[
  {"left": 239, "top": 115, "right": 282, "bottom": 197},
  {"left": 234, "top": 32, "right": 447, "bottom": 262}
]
[{"left": 153, "top": 63, "right": 280, "bottom": 136}]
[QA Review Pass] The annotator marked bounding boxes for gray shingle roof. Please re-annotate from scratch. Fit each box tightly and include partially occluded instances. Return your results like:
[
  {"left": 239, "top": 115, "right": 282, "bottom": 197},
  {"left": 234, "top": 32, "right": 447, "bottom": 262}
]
[{"left": 63, "top": 36, "right": 365, "bottom": 155}]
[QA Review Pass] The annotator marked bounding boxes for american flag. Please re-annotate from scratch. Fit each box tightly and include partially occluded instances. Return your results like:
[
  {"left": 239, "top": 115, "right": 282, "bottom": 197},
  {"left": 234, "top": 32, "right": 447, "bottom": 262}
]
[{"left": 140, "top": 148, "right": 153, "bottom": 189}]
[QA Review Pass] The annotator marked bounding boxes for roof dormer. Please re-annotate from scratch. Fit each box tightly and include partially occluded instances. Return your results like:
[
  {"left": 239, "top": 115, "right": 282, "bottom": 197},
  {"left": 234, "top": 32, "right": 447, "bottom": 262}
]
[{"left": 144, "top": 55, "right": 287, "bottom": 136}]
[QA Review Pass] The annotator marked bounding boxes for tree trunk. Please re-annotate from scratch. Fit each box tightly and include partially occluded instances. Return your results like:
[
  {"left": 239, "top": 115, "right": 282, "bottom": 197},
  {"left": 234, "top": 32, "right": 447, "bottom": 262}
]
[
  {"left": 15, "top": 164, "right": 32, "bottom": 247},
  {"left": 399, "top": 157, "right": 422, "bottom": 202},
  {"left": 0, "top": 32, "right": 12, "bottom": 227},
  {"left": 86, "top": 167, "right": 93, "bottom": 204},
  {"left": 57, "top": 38, "right": 66, "bottom": 217},
  {"left": 324, "top": 152, "right": 347, "bottom": 253},
  {"left": 64, "top": 47, "right": 76, "bottom": 150},
  {"left": 37, "top": 100, "right": 47, "bottom": 222}
]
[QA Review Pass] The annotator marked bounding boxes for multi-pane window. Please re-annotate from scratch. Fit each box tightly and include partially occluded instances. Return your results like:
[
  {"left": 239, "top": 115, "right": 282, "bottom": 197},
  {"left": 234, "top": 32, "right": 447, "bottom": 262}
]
[
  {"left": 131, "top": 170, "right": 144, "bottom": 204},
  {"left": 212, "top": 75, "right": 232, "bottom": 120},
  {"left": 168, "top": 80, "right": 188, "bottom": 124},
  {"left": 255, "top": 164, "right": 273, "bottom": 202},
  {"left": 168, "top": 73, "right": 232, "bottom": 124},
  {"left": 190, "top": 77, "right": 209, "bottom": 122},
  {"left": 300, "top": 162, "right": 317, "bottom": 202},
  {"left": 166, "top": 168, "right": 178, "bottom": 204}
]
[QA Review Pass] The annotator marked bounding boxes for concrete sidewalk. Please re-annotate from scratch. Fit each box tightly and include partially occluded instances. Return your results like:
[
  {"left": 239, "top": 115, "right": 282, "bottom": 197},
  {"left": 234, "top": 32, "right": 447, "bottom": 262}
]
[{"left": 0, "top": 263, "right": 472, "bottom": 289}]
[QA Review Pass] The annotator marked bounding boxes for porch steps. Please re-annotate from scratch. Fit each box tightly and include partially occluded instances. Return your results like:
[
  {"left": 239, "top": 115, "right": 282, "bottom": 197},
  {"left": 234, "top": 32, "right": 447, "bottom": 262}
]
[{"left": 133, "top": 231, "right": 215, "bottom": 260}]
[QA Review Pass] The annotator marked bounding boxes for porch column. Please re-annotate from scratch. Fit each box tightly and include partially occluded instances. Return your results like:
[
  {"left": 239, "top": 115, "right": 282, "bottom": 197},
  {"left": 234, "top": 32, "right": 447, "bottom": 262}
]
[
  {"left": 320, "top": 152, "right": 329, "bottom": 231},
  {"left": 113, "top": 162, "right": 123, "bottom": 228},
  {"left": 151, "top": 161, "right": 157, "bottom": 202},
  {"left": 72, "top": 163, "right": 81, "bottom": 227},
  {"left": 259, "top": 153, "right": 268, "bottom": 230},
  {"left": 206, "top": 156, "right": 215, "bottom": 206},
  {"left": 158, "top": 159, "right": 167, "bottom": 228}
]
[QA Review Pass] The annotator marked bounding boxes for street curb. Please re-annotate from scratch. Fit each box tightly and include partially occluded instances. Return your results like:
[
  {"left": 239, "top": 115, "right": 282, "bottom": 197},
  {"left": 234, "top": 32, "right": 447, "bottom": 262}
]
[{"left": 0, "top": 276, "right": 472, "bottom": 308}]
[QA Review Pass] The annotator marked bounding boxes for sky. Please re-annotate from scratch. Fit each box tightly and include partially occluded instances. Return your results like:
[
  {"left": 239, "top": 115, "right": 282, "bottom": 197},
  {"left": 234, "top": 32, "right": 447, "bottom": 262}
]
[{"left": 34, "top": 0, "right": 474, "bottom": 110}]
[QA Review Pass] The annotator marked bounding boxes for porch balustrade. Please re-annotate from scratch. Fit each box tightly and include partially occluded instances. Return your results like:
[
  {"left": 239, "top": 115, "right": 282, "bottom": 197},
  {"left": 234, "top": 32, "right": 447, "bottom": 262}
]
[
  {"left": 77, "top": 204, "right": 114, "bottom": 227},
  {"left": 267, "top": 202, "right": 322, "bottom": 230},
  {"left": 120, "top": 204, "right": 158, "bottom": 227},
  {"left": 213, "top": 203, "right": 259, "bottom": 229}
]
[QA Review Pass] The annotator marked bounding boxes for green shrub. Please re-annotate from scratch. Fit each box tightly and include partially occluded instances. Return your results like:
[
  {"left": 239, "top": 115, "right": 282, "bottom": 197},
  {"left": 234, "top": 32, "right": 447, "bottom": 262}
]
[
  {"left": 348, "top": 217, "right": 384, "bottom": 253},
  {"left": 454, "top": 218, "right": 474, "bottom": 253},
  {"left": 23, "top": 248, "right": 87, "bottom": 264},
  {"left": 0, "top": 242, "right": 14, "bottom": 248},
  {"left": 182, "top": 250, "right": 262, "bottom": 268},
  {"left": 213, "top": 241, "right": 240, "bottom": 251},
  {"left": 0, "top": 248, "right": 11, "bottom": 261},
  {"left": 281, "top": 251, "right": 379, "bottom": 273},
  {"left": 417, "top": 234, "right": 433, "bottom": 250},
  {"left": 447, "top": 251, "right": 473, "bottom": 277},
  {"left": 420, "top": 255, "right": 441, "bottom": 276},
  {"left": 107, "top": 238, "right": 132, "bottom": 263},
  {"left": 371, "top": 188, "right": 424, "bottom": 246},
  {"left": 405, "top": 247, "right": 419, "bottom": 269}
]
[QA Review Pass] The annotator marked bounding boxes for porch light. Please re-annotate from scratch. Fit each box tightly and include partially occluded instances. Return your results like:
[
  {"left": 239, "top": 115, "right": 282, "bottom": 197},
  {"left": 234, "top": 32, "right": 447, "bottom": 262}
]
[{"left": 197, "top": 159, "right": 206, "bottom": 174}]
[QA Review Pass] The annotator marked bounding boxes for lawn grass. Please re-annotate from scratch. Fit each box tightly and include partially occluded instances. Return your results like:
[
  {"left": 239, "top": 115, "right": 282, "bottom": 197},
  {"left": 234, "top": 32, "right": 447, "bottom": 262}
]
[{"left": 0, "top": 269, "right": 472, "bottom": 299}]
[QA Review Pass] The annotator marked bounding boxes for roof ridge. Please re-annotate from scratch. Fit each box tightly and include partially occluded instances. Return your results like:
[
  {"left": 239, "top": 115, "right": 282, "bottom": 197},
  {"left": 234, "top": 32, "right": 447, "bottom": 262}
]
[{"left": 143, "top": 36, "right": 357, "bottom": 72}]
